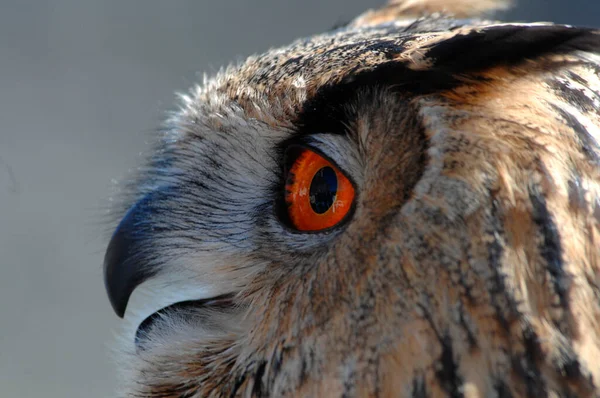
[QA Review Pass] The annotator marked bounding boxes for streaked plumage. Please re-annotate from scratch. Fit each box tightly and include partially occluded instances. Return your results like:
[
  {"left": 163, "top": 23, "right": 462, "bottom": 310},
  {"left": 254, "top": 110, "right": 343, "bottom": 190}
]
[{"left": 104, "top": 0, "right": 600, "bottom": 396}]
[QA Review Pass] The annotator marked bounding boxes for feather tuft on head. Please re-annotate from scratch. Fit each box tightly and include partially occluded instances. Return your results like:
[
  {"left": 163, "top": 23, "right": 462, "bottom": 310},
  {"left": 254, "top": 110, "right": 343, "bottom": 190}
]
[{"left": 351, "top": 0, "right": 513, "bottom": 27}]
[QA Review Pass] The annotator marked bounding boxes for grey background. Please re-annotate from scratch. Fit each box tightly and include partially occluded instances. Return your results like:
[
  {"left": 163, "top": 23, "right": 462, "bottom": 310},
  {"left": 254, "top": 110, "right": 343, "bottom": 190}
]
[{"left": 0, "top": 1, "right": 596, "bottom": 397}]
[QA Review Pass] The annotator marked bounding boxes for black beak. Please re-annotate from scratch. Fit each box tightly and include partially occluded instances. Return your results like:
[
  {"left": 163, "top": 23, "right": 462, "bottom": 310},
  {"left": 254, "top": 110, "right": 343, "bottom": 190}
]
[{"left": 104, "top": 194, "right": 158, "bottom": 318}]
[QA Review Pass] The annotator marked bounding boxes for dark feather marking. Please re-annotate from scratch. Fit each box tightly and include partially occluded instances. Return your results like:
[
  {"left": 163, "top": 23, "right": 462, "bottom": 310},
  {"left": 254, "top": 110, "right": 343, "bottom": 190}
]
[
  {"left": 435, "top": 334, "right": 464, "bottom": 398},
  {"left": 511, "top": 325, "right": 547, "bottom": 398},
  {"left": 551, "top": 103, "right": 600, "bottom": 165},
  {"left": 550, "top": 79, "right": 597, "bottom": 114},
  {"left": 487, "top": 197, "right": 521, "bottom": 330},
  {"left": 425, "top": 25, "right": 600, "bottom": 72},
  {"left": 341, "top": 370, "right": 357, "bottom": 398},
  {"left": 566, "top": 71, "right": 588, "bottom": 86},
  {"left": 252, "top": 361, "right": 268, "bottom": 397},
  {"left": 411, "top": 374, "right": 428, "bottom": 398},
  {"left": 456, "top": 302, "right": 478, "bottom": 349},
  {"left": 269, "top": 344, "right": 283, "bottom": 380},
  {"left": 494, "top": 380, "right": 514, "bottom": 398},
  {"left": 552, "top": 343, "right": 596, "bottom": 395},
  {"left": 298, "top": 352, "right": 309, "bottom": 386},
  {"left": 229, "top": 373, "right": 247, "bottom": 398},
  {"left": 295, "top": 61, "right": 464, "bottom": 137},
  {"left": 529, "top": 187, "right": 572, "bottom": 335}
]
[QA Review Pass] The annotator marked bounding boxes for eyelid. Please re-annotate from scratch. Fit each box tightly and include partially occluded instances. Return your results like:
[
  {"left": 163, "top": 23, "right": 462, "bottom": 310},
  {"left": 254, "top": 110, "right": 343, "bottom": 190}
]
[{"left": 285, "top": 134, "right": 362, "bottom": 185}]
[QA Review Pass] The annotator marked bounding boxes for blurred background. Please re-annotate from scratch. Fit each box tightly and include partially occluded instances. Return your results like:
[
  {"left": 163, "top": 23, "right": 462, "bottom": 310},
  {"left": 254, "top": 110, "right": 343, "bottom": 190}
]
[{"left": 0, "top": 1, "right": 597, "bottom": 396}]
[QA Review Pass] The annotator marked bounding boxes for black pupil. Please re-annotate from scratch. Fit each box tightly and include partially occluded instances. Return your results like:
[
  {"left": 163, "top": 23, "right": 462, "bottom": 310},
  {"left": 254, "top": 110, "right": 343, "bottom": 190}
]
[{"left": 309, "top": 166, "right": 338, "bottom": 214}]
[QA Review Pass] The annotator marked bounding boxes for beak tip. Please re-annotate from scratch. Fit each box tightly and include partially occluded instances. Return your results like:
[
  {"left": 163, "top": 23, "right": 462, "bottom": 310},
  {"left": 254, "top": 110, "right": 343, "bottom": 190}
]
[
  {"left": 103, "top": 193, "right": 158, "bottom": 319},
  {"left": 104, "top": 243, "right": 131, "bottom": 318},
  {"left": 104, "top": 268, "right": 127, "bottom": 318},
  {"left": 104, "top": 194, "right": 161, "bottom": 318}
]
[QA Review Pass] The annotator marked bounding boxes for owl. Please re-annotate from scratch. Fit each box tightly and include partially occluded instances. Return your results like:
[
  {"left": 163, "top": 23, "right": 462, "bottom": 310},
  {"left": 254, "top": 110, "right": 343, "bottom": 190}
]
[{"left": 103, "top": 0, "right": 600, "bottom": 396}]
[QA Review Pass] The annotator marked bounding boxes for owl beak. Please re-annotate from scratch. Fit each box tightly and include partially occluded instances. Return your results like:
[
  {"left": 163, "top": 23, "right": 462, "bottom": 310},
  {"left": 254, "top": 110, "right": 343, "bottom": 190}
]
[{"left": 104, "top": 194, "right": 157, "bottom": 318}]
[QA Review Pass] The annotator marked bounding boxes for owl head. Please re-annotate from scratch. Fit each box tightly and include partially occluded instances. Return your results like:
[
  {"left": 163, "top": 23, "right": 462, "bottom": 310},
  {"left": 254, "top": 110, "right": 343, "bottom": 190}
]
[{"left": 104, "top": 0, "right": 600, "bottom": 396}]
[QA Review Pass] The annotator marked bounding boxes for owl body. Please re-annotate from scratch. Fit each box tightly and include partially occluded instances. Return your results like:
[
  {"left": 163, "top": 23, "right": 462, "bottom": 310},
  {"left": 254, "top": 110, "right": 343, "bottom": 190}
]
[{"left": 104, "top": 1, "right": 600, "bottom": 396}]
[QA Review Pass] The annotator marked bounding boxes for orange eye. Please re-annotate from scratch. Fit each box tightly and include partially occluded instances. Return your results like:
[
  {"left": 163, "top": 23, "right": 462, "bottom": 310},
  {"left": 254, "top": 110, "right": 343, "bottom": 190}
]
[{"left": 285, "top": 148, "right": 355, "bottom": 231}]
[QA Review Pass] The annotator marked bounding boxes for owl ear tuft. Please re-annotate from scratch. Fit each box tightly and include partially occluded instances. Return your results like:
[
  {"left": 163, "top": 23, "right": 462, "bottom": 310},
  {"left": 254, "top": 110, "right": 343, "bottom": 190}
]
[{"left": 350, "top": 0, "right": 513, "bottom": 27}]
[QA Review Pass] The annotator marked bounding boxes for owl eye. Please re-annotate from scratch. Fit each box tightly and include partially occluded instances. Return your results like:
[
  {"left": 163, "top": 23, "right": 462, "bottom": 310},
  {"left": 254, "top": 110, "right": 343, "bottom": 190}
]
[{"left": 284, "top": 148, "right": 355, "bottom": 231}]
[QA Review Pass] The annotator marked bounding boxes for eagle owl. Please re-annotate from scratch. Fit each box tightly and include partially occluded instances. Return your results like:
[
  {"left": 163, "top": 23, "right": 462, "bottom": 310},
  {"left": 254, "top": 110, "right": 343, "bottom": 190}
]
[{"left": 104, "top": 0, "right": 600, "bottom": 396}]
